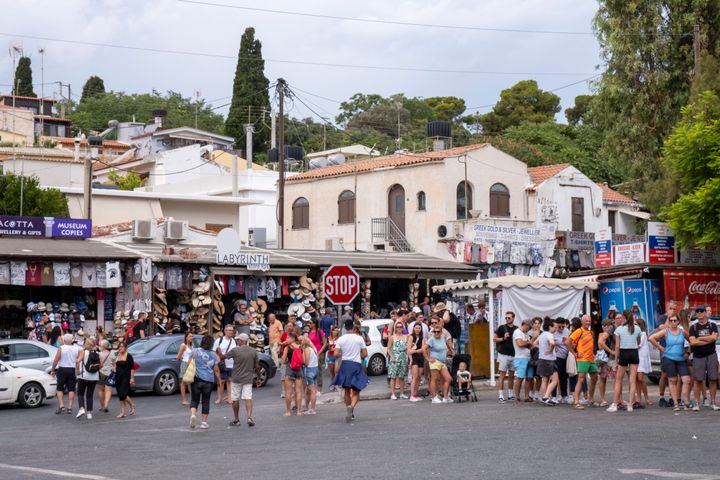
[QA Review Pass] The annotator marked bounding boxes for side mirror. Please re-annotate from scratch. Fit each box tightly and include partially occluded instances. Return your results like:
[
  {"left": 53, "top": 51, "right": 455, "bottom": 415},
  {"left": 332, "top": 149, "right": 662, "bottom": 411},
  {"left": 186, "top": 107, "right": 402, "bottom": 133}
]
[{"left": 0, "top": 364, "right": 8, "bottom": 373}]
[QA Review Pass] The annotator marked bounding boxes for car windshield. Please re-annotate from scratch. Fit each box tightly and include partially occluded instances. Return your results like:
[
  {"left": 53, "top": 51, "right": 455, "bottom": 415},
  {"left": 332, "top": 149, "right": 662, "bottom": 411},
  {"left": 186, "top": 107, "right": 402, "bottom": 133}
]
[{"left": 127, "top": 338, "right": 165, "bottom": 355}]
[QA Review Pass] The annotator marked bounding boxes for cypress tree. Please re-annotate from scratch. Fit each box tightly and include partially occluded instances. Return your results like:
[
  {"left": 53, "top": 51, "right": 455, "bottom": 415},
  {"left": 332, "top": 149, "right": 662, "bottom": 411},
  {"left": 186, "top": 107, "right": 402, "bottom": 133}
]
[
  {"left": 225, "top": 27, "right": 271, "bottom": 154},
  {"left": 80, "top": 75, "right": 106, "bottom": 103},
  {"left": 13, "top": 57, "right": 36, "bottom": 97}
]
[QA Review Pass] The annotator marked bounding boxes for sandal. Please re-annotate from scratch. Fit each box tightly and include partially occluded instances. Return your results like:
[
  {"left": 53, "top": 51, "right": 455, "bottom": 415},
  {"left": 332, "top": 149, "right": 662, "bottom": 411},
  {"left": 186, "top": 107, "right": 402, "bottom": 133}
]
[
  {"left": 228, "top": 420, "right": 241, "bottom": 427},
  {"left": 574, "top": 404, "right": 585, "bottom": 410},
  {"left": 129, "top": 407, "right": 136, "bottom": 416},
  {"left": 599, "top": 401, "right": 609, "bottom": 407},
  {"left": 66, "top": 409, "right": 72, "bottom": 415},
  {"left": 55, "top": 407, "right": 64, "bottom": 414},
  {"left": 524, "top": 398, "right": 534, "bottom": 403},
  {"left": 116, "top": 414, "right": 126, "bottom": 419}
]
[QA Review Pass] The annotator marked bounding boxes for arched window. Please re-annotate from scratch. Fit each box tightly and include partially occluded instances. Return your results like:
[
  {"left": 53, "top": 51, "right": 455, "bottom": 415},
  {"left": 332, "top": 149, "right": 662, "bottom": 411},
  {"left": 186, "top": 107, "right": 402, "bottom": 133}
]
[
  {"left": 456, "top": 181, "right": 473, "bottom": 220},
  {"left": 489, "top": 183, "right": 510, "bottom": 217},
  {"left": 337, "top": 190, "right": 356, "bottom": 224},
  {"left": 417, "top": 191, "right": 426, "bottom": 211},
  {"left": 292, "top": 197, "right": 309, "bottom": 229}
]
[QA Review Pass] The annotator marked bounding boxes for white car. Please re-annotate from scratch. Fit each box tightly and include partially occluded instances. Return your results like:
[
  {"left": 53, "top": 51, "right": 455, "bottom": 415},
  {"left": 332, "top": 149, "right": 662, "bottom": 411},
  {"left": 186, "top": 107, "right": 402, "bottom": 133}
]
[
  {"left": 360, "top": 319, "right": 392, "bottom": 376},
  {"left": 0, "top": 360, "right": 57, "bottom": 408},
  {"left": 0, "top": 339, "right": 58, "bottom": 373}
]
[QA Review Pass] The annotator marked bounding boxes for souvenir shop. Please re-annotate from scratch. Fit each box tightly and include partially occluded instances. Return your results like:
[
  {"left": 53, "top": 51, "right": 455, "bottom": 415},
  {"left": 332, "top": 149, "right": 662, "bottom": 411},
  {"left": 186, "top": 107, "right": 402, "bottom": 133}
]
[{"left": 0, "top": 237, "right": 139, "bottom": 339}]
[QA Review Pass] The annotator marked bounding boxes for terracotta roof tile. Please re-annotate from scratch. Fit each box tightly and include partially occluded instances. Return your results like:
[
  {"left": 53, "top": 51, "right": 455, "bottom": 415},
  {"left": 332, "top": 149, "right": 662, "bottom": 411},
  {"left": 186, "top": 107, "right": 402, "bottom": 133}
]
[
  {"left": 1, "top": 94, "right": 55, "bottom": 103},
  {"left": 527, "top": 163, "right": 570, "bottom": 185},
  {"left": 286, "top": 144, "right": 489, "bottom": 182},
  {"left": 598, "top": 183, "right": 638, "bottom": 204},
  {"left": 46, "top": 136, "right": 131, "bottom": 150}
]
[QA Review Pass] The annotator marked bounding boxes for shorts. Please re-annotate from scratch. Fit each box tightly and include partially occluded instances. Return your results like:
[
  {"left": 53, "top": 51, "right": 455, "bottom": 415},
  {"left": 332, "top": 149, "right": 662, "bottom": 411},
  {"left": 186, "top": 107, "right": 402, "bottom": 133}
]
[
  {"left": 99, "top": 372, "right": 108, "bottom": 384},
  {"left": 597, "top": 361, "right": 616, "bottom": 379},
  {"left": 220, "top": 368, "right": 233, "bottom": 380},
  {"left": 56, "top": 367, "right": 77, "bottom": 393},
  {"left": 536, "top": 359, "right": 557, "bottom": 378},
  {"left": 304, "top": 366, "right": 319, "bottom": 385},
  {"left": 286, "top": 367, "right": 304, "bottom": 380},
  {"left": 326, "top": 355, "right": 336, "bottom": 364},
  {"left": 618, "top": 349, "right": 640, "bottom": 367},
  {"left": 661, "top": 357, "right": 689, "bottom": 377},
  {"left": 230, "top": 382, "right": 252, "bottom": 401},
  {"left": 497, "top": 353, "right": 515, "bottom": 372},
  {"left": 691, "top": 354, "right": 719, "bottom": 381},
  {"left": 514, "top": 357, "right": 531, "bottom": 379},
  {"left": 411, "top": 355, "right": 425, "bottom": 369},
  {"left": 577, "top": 361, "right": 599, "bottom": 374},
  {"left": 429, "top": 360, "right": 447, "bottom": 371}
]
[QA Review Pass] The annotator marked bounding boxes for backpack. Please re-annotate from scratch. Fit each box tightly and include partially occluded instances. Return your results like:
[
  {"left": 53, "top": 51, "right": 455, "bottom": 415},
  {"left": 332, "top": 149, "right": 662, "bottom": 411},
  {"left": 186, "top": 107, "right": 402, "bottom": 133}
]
[
  {"left": 86, "top": 351, "right": 101, "bottom": 373},
  {"left": 290, "top": 347, "right": 303, "bottom": 371},
  {"left": 124, "top": 321, "right": 136, "bottom": 343}
]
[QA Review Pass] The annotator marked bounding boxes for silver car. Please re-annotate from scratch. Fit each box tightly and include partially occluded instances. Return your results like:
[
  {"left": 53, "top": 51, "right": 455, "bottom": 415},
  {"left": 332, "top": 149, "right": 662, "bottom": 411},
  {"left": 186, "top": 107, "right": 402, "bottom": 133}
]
[{"left": 0, "top": 340, "right": 58, "bottom": 373}]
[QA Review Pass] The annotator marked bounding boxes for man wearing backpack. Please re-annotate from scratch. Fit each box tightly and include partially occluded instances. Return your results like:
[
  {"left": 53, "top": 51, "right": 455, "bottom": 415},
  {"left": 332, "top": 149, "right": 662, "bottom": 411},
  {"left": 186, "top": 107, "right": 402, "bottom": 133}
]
[
  {"left": 132, "top": 312, "right": 147, "bottom": 342},
  {"left": 331, "top": 319, "right": 369, "bottom": 423},
  {"left": 214, "top": 325, "right": 237, "bottom": 405}
]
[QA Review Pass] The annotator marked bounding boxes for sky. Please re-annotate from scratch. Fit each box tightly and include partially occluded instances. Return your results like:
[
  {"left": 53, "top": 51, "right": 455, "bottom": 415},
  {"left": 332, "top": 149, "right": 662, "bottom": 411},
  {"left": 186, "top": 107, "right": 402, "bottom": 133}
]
[{"left": 1, "top": 0, "right": 602, "bottom": 127}]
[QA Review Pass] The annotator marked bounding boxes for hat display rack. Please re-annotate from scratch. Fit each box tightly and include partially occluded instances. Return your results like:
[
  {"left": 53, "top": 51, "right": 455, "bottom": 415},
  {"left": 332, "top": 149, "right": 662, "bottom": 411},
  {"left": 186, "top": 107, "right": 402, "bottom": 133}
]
[
  {"left": 408, "top": 277, "right": 420, "bottom": 309},
  {"left": 360, "top": 279, "right": 372, "bottom": 319},
  {"left": 25, "top": 298, "right": 94, "bottom": 333}
]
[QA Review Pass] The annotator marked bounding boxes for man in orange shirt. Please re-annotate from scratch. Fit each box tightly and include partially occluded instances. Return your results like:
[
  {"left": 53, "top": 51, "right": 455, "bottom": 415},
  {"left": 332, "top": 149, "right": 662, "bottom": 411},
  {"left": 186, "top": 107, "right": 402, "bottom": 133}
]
[{"left": 566, "top": 314, "right": 598, "bottom": 410}]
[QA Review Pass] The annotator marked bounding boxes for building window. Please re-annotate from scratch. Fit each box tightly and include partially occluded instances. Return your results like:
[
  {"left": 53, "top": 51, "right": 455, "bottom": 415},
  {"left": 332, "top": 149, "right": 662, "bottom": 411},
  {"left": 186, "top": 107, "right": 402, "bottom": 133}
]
[
  {"left": 337, "top": 190, "right": 355, "bottom": 224},
  {"left": 489, "top": 183, "right": 510, "bottom": 217},
  {"left": 571, "top": 197, "right": 585, "bottom": 232},
  {"left": 292, "top": 197, "right": 309, "bottom": 229},
  {"left": 608, "top": 210, "right": 616, "bottom": 230},
  {"left": 417, "top": 191, "right": 426, "bottom": 211},
  {"left": 456, "top": 181, "right": 473, "bottom": 220}
]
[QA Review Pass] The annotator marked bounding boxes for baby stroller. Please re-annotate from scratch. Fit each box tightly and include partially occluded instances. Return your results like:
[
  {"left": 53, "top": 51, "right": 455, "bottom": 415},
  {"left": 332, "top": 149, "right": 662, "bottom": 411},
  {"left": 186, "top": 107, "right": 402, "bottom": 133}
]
[{"left": 451, "top": 354, "right": 478, "bottom": 402}]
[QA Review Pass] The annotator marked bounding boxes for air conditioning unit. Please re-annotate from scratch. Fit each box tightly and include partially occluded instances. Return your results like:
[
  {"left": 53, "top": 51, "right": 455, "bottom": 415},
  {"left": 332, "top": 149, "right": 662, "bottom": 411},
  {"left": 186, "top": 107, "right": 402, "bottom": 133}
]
[
  {"left": 132, "top": 219, "right": 154, "bottom": 240},
  {"left": 437, "top": 223, "right": 460, "bottom": 239},
  {"left": 165, "top": 220, "right": 188, "bottom": 241},
  {"left": 325, "top": 237, "right": 344, "bottom": 251}
]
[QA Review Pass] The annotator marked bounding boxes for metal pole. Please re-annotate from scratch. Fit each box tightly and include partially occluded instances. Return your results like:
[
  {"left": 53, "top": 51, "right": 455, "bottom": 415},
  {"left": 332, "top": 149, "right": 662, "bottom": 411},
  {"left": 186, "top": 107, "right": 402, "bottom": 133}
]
[
  {"left": 245, "top": 124, "right": 254, "bottom": 170},
  {"left": 270, "top": 110, "right": 277, "bottom": 149},
  {"left": 277, "top": 79, "right": 286, "bottom": 249},
  {"left": 487, "top": 288, "right": 496, "bottom": 386},
  {"left": 231, "top": 154, "right": 239, "bottom": 196}
]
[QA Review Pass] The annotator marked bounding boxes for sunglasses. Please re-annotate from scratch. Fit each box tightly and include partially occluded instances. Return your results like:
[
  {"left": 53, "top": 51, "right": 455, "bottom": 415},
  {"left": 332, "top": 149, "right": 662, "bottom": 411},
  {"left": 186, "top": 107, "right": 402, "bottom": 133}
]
[
  {"left": 505, "top": 317, "right": 513, "bottom": 321},
  {"left": 669, "top": 319, "right": 679, "bottom": 323},
  {"left": 395, "top": 325, "right": 403, "bottom": 329},
  {"left": 433, "top": 330, "right": 441, "bottom": 333},
  {"left": 696, "top": 309, "right": 706, "bottom": 313}
]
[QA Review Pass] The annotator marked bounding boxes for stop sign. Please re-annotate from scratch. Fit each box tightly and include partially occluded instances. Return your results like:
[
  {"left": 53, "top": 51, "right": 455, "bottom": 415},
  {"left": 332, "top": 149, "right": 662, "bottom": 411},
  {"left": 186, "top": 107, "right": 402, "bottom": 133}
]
[{"left": 322, "top": 264, "right": 360, "bottom": 305}]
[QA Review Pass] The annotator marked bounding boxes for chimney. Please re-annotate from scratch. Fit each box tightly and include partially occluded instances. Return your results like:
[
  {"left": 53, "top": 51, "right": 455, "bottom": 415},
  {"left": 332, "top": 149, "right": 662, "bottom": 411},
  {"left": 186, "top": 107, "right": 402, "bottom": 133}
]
[{"left": 152, "top": 109, "right": 167, "bottom": 129}]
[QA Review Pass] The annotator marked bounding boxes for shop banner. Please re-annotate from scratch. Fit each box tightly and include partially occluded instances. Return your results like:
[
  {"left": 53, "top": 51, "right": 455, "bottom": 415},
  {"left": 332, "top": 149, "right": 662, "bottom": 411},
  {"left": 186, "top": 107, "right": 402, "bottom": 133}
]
[
  {"left": 50, "top": 218, "right": 92, "bottom": 239},
  {"left": 614, "top": 242, "right": 645, "bottom": 265},
  {"left": 613, "top": 233, "right": 646, "bottom": 245},
  {"left": 648, "top": 222, "right": 676, "bottom": 263},
  {"left": 216, "top": 228, "right": 271, "bottom": 271},
  {"left": 678, "top": 245, "right": 720, "bottom": 266},
  {"left": 465, "top": 223, "right": 544, "bottom": 245},
  {"left": 600, "top": 279, "right": 662, "bottom": 330},
  {"left": 0, "top": 216, "right": 44, "bottom": 237},
  {"left": 663, "top": 269, "right": 720, "bottom": 314},
  {"left": 564, "top": 231, "right": 595, "bottom": 250},
  {"left": 595, "top": 227, "right": 613, "bottom": 267}
]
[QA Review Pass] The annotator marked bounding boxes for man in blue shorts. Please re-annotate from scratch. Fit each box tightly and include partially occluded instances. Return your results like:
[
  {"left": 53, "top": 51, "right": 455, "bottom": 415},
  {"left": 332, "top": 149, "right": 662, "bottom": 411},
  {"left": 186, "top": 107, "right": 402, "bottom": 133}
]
[{"left": 512, "top": 319, "right": 533, "bottom": 403}]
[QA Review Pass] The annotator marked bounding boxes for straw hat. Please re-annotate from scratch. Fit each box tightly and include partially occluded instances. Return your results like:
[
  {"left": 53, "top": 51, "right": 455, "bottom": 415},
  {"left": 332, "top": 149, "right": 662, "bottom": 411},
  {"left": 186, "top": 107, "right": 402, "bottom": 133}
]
[
  {"left": 60, "top": 302, "right": 70, "bottom": 312},
  {"left": 432, "top": 302, "right": 447, "bottom": 313},
  {"left": 300, "top": 276, "right": 313, "bottom": 290},
  {"left": 287, "top": 303, "right": 305, "bottom": 317},
  {"left": 251, "top": 298, "right": 268, "bottom": 314}
]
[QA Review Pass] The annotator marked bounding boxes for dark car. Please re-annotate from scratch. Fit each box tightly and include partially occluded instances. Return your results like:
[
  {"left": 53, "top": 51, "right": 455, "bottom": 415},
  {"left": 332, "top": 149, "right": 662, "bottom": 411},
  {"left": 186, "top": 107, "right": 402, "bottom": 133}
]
[{"left": 127, "top": 335, "right": 276, "bottom": 395}]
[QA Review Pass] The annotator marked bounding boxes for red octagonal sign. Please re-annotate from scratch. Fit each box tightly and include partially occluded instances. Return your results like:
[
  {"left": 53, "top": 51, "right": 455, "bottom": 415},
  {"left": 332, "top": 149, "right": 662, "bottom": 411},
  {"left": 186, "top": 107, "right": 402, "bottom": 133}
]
[{"left": 323, "top": 264, "right": 360, "bottom": 305}]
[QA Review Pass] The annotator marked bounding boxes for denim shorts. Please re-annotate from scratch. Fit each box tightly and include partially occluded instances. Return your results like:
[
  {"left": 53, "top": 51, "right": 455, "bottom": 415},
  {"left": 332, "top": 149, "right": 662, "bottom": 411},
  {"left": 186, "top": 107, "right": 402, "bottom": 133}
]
[{"left": 304, "top": 366, "right": 319, "bottom": 385}]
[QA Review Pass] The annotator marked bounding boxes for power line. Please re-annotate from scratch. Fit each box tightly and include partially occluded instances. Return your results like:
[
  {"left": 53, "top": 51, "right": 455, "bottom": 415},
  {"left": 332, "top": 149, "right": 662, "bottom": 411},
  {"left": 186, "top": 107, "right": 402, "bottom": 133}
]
[{"left": 0, "top": 32, "right": 596, "bottom": 76}]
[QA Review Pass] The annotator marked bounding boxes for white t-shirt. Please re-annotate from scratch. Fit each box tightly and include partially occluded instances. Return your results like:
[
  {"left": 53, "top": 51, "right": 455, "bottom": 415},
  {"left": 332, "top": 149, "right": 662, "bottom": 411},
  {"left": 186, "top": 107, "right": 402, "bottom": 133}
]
[
  {"left": 408, "top": 321, "right": 429, "bottom": 336},
  {"left": 335, "top": 333, "right": 366, "bottom": 363},
  {"left": 538, "top": 331, "right": 556, "bottom": 361},
  {"left": 513, "top": 329, "right": 531, "bottom": 359},
  {"left": 213, "top": 336, "right": 237, "bottom": 369}
]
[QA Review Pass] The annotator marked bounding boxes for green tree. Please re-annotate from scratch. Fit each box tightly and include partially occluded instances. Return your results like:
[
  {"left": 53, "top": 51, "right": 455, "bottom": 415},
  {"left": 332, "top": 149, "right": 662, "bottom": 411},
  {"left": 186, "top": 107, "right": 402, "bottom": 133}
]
[
  {"left": 80, "top": 76, "right": 106, "bottom": 103},
  {"left": 336, "top": 93, "right": 385, "bottom": 126},
  {"left": 661, "top": 92, "right": 720, "bottom": 247},
  {"left": 70, "top": 91, "right": 225, "bottom": 135},
  {"left": 424, "top": 96, "right": 466, "bottom": 122},
  {"left": 13, "top": 57, "right": 35, "bottom": 97},
  {"left": 107, "top": 171, "right": 146, "bottom": 190},
  {"left": 565, "top": 95, "right": 594, "bottom": 126},
  {"left": 225, "top": 27, "right": 271, "bottom": 152},
  {"left": 0, "top": 174, "right": 68, "bottom": 216},
  {"left": 479, "top": 80, "right": 560, "bottom": 134}
]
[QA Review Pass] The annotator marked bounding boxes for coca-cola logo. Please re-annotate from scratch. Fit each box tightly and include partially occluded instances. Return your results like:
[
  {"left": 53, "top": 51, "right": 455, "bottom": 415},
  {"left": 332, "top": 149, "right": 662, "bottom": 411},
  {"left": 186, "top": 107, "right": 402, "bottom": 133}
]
[{"left": 688, "top": 281, "right": 720, "bottom": 295}]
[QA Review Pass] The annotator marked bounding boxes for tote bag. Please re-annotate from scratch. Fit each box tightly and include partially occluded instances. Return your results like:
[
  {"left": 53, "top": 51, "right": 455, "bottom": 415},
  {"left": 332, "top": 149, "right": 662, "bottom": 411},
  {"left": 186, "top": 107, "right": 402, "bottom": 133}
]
[
  {"left": 182, "top": 356, "right": 196, "bottom": 384},
  {"left": 566, "top": 351, "right": 578, "bottom": 377}
]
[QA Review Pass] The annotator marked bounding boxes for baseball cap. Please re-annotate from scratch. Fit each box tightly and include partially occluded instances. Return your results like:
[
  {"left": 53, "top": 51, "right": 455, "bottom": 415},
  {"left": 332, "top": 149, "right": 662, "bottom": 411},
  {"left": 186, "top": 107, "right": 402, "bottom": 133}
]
[
  {"left": 412, "top": 306, "right": 422, "bottom": 314},
  {"left": 237, "top": 333, "right": 250, "bottom": 342}
]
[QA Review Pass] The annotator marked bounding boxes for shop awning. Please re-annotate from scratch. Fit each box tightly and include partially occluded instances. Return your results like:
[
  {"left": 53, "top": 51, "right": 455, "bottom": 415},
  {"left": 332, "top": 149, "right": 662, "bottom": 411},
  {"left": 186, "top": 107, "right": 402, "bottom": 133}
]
[
  {"left": 433, "top": 275, "right": 598, "bottom": 294},
  {"left": 0, "top": 238, "right": 140, "bottom": 260},
  {"left": 618, "top": 209, "right": 652, "bottom": 220}
]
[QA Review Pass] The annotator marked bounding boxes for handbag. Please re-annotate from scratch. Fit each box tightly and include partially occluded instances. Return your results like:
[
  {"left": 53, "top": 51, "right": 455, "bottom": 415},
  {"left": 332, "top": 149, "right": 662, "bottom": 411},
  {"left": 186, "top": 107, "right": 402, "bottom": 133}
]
[
  {"left": 217, "top": 338, "right": 234, "bottom": 371},
  {"left": 566, "top": 351, "right": 578, "bottom": 377},
  {"left": 105, "top": 372, "right": 116, "bottom": 387},
  {"left": 183, "top": 356, "right": 196, "bottom": 384}
]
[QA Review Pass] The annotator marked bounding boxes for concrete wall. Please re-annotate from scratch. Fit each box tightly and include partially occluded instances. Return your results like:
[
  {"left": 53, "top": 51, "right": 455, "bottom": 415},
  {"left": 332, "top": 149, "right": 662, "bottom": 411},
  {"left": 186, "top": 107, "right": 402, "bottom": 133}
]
[
  {"left": 2, "top": 158, "right": 84, "bottom": 188},
  {"left": 0, "top": 108, "right": 34, "bottom": 145},
  {"left": 613, "top": 209, "right": 640, "bottom": 235},
  {"left": 535, "top": 166, "right": 606, "bottom": 233},
  {"left": 160, "top": 200, "right": 243, "bottom": 231},
  {"left": 65, "top": 192, "right": 163, "bottom": 225}
]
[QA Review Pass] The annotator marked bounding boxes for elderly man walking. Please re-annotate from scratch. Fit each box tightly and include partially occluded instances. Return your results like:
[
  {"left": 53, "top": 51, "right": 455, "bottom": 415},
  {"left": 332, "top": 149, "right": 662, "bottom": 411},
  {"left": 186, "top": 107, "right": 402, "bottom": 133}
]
[
  {"left": 225, "top": 333, "right": 261, "bottom": 427},
  {"left": 50, "top": 333, "right": 80, "bottom": 414}
]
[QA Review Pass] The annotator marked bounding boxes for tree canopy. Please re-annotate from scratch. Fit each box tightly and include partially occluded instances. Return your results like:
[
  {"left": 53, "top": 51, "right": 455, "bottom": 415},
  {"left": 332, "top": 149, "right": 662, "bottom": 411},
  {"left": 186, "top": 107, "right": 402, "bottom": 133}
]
[
  {"left": 0, "top": 174, "right": 68, "bottom": 217},
  {"left": 478, "top": 80, "right": 561, "bottom": 134},
  {"left": 13, "top": 57, "right": 35, "bottom": 98},
  {"left": 80, "top": 76, "right": 106, "bottom": 103}
]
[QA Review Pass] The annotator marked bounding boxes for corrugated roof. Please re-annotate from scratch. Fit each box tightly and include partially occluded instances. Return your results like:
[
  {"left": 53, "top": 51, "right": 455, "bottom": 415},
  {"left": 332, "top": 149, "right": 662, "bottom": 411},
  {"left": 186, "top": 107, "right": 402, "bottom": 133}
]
[
  {"left": 286, "top": 144, "right": 489, "bottom": 183},
  {"left": 0, "top": 238, "right": 140, "bottom": 260},
  {"left": 527, "top": 163, "right": 570, "bottom": 185},
  {"left": 598, "top": 183, "right": 638, "bottom": 205}
]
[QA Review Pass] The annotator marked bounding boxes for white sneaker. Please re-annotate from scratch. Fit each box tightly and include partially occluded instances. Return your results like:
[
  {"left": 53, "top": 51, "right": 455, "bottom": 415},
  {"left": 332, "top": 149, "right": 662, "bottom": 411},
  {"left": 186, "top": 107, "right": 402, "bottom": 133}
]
[
  {"left": 580, "top": 398, "right": 588, "bottom": 405},
  {"left": 692, "top": 405, "right": 700, "bottom": 412},
  {"left": 200, "top": 422, "right": 209, "bottom": 429},
  {"left": 442, "top": 397, "right": 454, "bottom": 403},
  {"left": 390, "top": 393, "right": 398, "bottom": 400},
  {"left": 409, "top": 396, "right": 422, "bottom": 402},
  {"left": 627, "top": 404, "right": 634, "bottom": 412},
  {"left": 606, "top": 403, "right": 618, "bottom": 412},
  {"left": 86, "top": 413, "right": 92, "bottom": 420},
  {"left": 711, "top": 403, "right": 720, "bottom": 411},
  {"left": 431, "top": 396, "right": 442, "bottom": 404},
  {"left": 564, "top": 396, "right": 573, "bottom": 404},
  {"left": 703, "top": 398, "right": 711, "bottom": 407},
  {"left": 280, "top": 392, "right": 285, "bottom": 399},
  {"left": 190, "top": 415, "right": 197, "bottom": 429},
  {"left": 551, "top": 397, "right": 559, "bottom": 404},
  {"left": 399, "top": 394, "right": 409, "bottom": 399},
  {"left": 76, "top": 408, "right": 86, "bottom": 419}
]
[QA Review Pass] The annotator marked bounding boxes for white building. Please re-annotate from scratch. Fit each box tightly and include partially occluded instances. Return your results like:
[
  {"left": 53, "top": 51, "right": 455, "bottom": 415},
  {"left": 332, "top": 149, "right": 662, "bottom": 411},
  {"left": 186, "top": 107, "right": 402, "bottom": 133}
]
[{"left": 0, "top": 147, "right": 83, "bottom": 188}]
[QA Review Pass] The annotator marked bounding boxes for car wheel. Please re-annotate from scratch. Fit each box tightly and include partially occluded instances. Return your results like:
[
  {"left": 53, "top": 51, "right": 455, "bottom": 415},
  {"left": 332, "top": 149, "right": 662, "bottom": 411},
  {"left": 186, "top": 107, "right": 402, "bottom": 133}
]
[
  {"left": 368, "top": 355, "right": 386, "bottom": 376},
  {"left": 154, "top": 370, "right": 178, "bottom": 395},
  {"left": 18, "top": 382, "right": 45, "bottom": 408},
  {"left": 256, "top": 362, "right": 269, "bottom": 387}
]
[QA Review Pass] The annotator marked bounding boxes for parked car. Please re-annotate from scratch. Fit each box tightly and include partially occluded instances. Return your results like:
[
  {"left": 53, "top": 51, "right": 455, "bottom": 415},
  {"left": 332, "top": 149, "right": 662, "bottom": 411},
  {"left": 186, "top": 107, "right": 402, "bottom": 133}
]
[
  {"left": 0, "top": 339, "right": 58, "bottom": 373},
  {"left": 647, "top": 320, "right": 720, "bottom": 383},
  {"left": 127, "top": 335, "right": 277, "bottom": 395},
  {"left": 360, "top": 319, "right": 392, "bottom": 376},
  {"left": 0, "top": 360, "right": 57, "bottom": 408}
]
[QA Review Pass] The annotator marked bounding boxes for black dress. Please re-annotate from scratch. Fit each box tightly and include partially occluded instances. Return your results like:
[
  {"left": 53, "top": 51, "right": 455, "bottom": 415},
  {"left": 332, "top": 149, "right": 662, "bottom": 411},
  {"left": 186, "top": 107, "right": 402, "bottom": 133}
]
[{"left": 115, "top": 353, "right": 134, "bottom": 401}]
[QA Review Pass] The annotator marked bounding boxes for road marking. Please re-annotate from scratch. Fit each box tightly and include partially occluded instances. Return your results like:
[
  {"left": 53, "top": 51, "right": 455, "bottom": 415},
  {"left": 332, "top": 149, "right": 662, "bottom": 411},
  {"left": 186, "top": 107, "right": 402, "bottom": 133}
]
[
  {"left": 0, "top": 463, "right": 119, "bottom": 480},
  {"left": 619, "top": 468, "right": 720, "bottom": 479}
]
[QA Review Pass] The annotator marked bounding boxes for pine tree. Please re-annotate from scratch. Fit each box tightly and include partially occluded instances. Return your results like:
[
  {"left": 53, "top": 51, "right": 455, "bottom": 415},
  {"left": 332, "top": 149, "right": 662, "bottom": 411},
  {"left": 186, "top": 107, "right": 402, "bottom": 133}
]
[
  {"left": 13, "top": 57, "right": 36, "bottom": 97},
  {"left": 225, "top": 27, "right": 271, "bottom": 154},
  {"left": 80, "top": 76, "right": 106, "bottom": 103}
]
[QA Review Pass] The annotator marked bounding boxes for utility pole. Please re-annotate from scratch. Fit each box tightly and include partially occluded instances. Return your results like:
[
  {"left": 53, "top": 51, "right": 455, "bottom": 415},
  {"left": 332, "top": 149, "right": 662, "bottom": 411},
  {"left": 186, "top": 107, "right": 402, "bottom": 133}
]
[
  {"left": 194, "top": 90, "right": 200, "bottom": 129},
  {"left": 39, "top": 48, "right": 45, "bottom": 139},
  {"left": 693, "top": 24, "right": 701, "bottom": 78},
  {"left": 277, "top": 79, "right": 286, "bottom": 249},
  {"left": 270, "top": 109, "right": 277, "bottom": 149},
  {"left": 86, "top": 136, "right": 103, "bottom": 220},
  {"left": 245, "top": 124, "right": 254, "bottom": 170}
]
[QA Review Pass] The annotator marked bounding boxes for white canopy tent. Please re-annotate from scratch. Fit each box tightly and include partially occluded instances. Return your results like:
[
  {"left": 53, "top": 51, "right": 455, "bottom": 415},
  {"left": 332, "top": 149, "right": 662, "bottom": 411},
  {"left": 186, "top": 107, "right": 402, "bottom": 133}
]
[{"left": 433, "top": 275, "right": 598, "bottom": 385}]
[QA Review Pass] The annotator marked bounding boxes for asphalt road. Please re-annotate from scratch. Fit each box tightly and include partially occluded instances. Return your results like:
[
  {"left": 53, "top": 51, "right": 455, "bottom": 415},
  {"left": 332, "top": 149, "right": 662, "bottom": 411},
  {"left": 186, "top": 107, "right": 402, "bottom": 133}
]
[{"left": 1, "top": 380, "right": 720, "bottom": 480}]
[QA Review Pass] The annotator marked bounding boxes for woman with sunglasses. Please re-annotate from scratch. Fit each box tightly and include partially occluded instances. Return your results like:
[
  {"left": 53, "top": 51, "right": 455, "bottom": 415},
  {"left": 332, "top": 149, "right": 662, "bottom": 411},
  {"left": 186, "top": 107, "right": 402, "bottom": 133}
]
[
  {"left": 607, "top": 312, "right": 641, "bottom": 412},
  {"left": 649, "top": 314, "right": 692, "bottom": 411},
  {"left": 386, "top": 321, "right": 410, "bottom": 400},
  {"left": 423, "top": 324, "right": 454, "bottom": 403},
  {"left": 408, "top": 323, "right": 425, "bottom": 402}
]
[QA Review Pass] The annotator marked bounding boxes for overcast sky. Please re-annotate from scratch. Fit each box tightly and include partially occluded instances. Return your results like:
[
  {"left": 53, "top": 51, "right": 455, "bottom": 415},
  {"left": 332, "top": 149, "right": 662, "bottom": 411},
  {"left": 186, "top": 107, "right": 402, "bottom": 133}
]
[{"left": 2, "top": 0, "right": 601, "bottom": 126}]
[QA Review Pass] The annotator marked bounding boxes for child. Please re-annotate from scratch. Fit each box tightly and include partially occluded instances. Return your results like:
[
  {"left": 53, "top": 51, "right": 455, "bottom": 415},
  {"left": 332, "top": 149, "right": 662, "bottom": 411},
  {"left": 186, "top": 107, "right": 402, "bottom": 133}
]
[{"left": 456, "top": 362, "right": 472, "bottom": 393}]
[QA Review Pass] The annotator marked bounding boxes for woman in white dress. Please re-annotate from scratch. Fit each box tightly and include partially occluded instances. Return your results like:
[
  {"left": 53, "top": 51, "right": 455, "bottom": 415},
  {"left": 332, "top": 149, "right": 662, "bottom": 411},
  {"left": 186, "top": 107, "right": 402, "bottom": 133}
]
[{"left": 635, "top": 318, "right": 652, "bottom": 407}]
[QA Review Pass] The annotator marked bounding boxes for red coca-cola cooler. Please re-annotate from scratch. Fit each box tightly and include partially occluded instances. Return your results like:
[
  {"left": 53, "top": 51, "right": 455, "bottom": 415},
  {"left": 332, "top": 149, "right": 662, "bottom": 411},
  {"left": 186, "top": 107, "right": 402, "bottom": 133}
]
[{"left": 663, "top": 269, "right": 720, "bottom": 316}]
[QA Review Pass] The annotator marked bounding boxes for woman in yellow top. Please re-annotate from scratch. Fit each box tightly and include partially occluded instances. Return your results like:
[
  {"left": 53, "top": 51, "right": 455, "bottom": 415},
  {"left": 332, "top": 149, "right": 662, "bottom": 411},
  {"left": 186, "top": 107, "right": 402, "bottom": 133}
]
[{"left": 566, "top": 314, "right": 598, "bottom": 410}]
